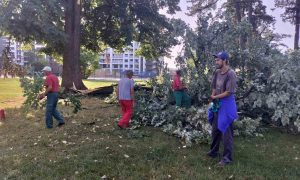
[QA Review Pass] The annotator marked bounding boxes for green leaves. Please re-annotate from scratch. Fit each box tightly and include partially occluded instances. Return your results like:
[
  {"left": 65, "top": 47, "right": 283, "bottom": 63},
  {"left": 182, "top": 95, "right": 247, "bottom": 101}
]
[
  {"left": 1, "top": 0, "right": 181, "bottom": 62},
  {"left": 0, "top": 0, "right": 65, "bottom": 54},
  {"left": 19, "top": 73, "right": 45, "bottom": 113},
  {"left": 19, "top": 73, "right": 82, "bottom": 114},
  {"left": 82, "top": 0, "right": 181, "bottom": 58},
  {"left": 63, "top": 92, "right": 82, "bottom": 114},
  {"left": 80, "top": 48, "right": 99, "bottom": 79}
]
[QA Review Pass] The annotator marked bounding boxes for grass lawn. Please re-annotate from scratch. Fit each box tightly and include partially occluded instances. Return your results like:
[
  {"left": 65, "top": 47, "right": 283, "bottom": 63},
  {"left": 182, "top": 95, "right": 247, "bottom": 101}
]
[
  {"left": 83, "top": 80, "right": 118, "bottom": 89},
  {"left": 0, "top": 78, "right": 135, "bottom": 109},
  {"left": 0, "top": 98, "right": 299, "bottom": 179},
  {"left": 0, "top": 78, "right": 24, "bottom": 108},
  {"left": 0, "top": 78, "right": 119, "bottom": 108},
  {"left": 0, "top": 78, "right": 145, "bottom": 108},
  {"left": 0, "top": 78, "right": 299, "bottom": 179},
  {"left": 83, "top": 79, "right": 146, "bottom": 89}
]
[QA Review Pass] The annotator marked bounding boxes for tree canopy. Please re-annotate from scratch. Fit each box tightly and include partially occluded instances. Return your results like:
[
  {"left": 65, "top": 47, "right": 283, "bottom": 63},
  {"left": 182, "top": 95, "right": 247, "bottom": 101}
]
[{"left": 0, "top": 0, "right": 181, "bottom": 89}]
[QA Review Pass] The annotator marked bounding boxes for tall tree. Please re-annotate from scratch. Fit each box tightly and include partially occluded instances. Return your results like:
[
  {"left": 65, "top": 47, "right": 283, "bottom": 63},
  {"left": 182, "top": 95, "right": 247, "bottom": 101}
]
[
  {"left": 0, "top": 0, "right": 181, "bottom": 90},
  {"left": 187, "top": 0, "right": 219, "bottom": 15},
  {"left": 275, "top": 0, "right": 300, "bottom": 50},
  {"left": 63, "top": 0, "right": 86, "bottom": 89}
]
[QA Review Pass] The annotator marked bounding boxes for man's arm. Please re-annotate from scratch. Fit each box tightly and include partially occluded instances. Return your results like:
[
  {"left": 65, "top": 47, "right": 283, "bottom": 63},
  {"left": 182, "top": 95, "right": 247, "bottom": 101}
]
[
  {"left": 116, "top": 85, "right": 119, "bottom": 100},
  {"left": 211, "top": 89, "right": 216, "bottom": 96},
  {"left": 44, "top": 85, "right": 52, "bottom": 96},
  {"left": 210, "top": 71, "right": 217, "bottom": 97},
  {"left": 211, "top": 91, "right": 230, "bottom": 100},
  {"left": 130, "top": 87, "right": 135, "bottom": 101},
  {"left": 39, "top": 85, "right": 52, "bottom": 99}
]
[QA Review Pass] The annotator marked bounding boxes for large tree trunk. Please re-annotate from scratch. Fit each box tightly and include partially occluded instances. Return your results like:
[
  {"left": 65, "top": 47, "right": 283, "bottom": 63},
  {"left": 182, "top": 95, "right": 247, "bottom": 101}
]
[
  {"left": 232, "top": 0, "right": 247, "bottom": 78},
  {"left": 62, "top": 0, "right": 87, "bottom": 90},
  {"left": 248, "top": 0, "right": 257, "bottom": 35},
  {"left": 233, "top": 0, "right": 242, "bottom": 23},
  {"left": 294, "top": 0, "right": 300, "bottom": 50}
]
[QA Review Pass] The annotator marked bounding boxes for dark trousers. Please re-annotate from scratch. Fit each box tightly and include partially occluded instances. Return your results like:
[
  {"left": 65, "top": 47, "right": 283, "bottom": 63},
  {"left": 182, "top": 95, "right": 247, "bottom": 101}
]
[
  {"left": 46, "top": 92, "right": 64, "bottom": 128},
  {"left": 208, "top": 112, "right": 234, "bottom": 163},
  {"left": 173, "top": 91, "right": 191, "bottom": 108}
]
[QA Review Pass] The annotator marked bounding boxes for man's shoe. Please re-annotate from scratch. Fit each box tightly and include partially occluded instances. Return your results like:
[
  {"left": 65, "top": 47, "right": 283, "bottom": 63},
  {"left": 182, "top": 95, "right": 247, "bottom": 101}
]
[
  {"left": 217, "top": 160, "right": 230, "bottom": 167},
  {"left": 117, "top": 124, "right": 129, "bottom": 129},
  {"left": 57, "top": 122, "right": 65, "bottom": 127},
  {"left": 207, "top": 152, "right": 219, "bottom": 158},
  {"left": 117, "top": 124, "right": 125, "bottom": 129}
]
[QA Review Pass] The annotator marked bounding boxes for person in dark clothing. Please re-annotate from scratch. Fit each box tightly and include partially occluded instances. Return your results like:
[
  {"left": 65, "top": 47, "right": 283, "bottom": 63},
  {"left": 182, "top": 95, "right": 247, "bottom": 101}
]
[{"left": 207, "top": 51, "right": 238, "bottom": 166}]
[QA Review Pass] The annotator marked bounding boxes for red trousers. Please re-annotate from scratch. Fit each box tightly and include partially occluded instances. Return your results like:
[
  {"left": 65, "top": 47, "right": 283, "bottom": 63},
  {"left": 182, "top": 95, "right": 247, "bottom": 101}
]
[{"left": 118, "top": 100, "right": 133, "bottom": 127}]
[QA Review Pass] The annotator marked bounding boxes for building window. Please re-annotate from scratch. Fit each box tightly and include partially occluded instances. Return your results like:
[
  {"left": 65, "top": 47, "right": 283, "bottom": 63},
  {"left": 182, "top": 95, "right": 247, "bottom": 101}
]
[
  {"left": 113, "top": 64, "right": 118, "bottom": 68},
  {"left": 120, "top": 65, "right": 123, "bottom": 68},
  {"left": 125, "top": 59, "right": 128, "bottom": 62},
  {"left": 125, "top": 54, "right": 128, "bottom": 57},
  {"left": 130, "top": 59, "right": 133, "bottom": 62},
  {"left": 130, "top": 65, "right": 133, "bottom": 68},
  {"left": 135, "top": 59, "right": 139, "bottom": 63},
  {"left": 125, "top": 65, "right": 128, "bottom": 68},
  {"left": 103, "top": 64, "right": 110, "bottom": 68}
]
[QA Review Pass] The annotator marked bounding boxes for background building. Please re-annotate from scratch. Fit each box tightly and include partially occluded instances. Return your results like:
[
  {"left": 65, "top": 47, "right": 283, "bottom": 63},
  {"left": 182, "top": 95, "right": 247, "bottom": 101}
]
[
  {"left": 0, "top": 38, "right": 158, "bottom": 78},
  {"left": 95, "top": 41, "right": 158, "bottom": 78},
  {"left": 0, "top": 37, "right": 26, "bottom": 66}
]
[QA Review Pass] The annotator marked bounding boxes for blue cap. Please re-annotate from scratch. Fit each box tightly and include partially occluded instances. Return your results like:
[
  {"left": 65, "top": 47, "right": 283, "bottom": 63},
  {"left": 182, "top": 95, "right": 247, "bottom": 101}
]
[{"left": 213, "top": 51, "right": 229, "bottom": 60}]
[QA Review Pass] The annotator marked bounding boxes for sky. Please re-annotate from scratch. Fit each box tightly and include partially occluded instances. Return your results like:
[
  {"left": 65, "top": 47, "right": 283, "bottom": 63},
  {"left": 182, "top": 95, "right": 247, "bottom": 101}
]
[{"left": 163, "top": 0, "right": 294, "bottom": 68}]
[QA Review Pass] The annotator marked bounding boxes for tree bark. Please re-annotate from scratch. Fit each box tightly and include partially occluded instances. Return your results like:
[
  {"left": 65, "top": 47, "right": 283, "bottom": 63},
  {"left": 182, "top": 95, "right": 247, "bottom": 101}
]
[
  {"left": 232, "top": 0, "right": 246, "bottom": 74},
  {"left": 62, "top": 0, "right": 87, "bottom": 90},
  {"left": 294, "top": 0, "right": 300, "bottom": 50},
  {"left": 248, "top": 0, "right": 257, "bottom": 35}
]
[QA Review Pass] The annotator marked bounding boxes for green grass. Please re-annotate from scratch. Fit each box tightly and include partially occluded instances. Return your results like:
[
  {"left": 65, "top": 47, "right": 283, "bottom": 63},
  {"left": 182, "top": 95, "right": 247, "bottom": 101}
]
[
  {"left": 0, "top": 78, "right": 145, "bottom": 108},
  {"left": 83, "top": 80, "right": 118, "bottom": 89},
  {"left": 0, "top": 78, "right": 23, "bottom": 101},
  {"left": 0, "top": 78, "right": 300, "bottom": 179},
  {"left": 83, "top": 79, "right": 147, "bottom": 89},
  {"left": 0, "top": 78, "right": 118, "bottom": 108},
  {"left": 0, "top": 97, "right": 299, "bottom": 179},
  {"left": 0, "top": 78, "right": 24, "bottom": 108}
]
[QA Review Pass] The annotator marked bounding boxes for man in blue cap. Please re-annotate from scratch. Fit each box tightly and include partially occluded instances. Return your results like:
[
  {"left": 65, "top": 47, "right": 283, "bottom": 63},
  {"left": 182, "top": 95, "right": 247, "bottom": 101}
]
[{"left": 207, "top": 51, "right": 238, "bottom": 166}]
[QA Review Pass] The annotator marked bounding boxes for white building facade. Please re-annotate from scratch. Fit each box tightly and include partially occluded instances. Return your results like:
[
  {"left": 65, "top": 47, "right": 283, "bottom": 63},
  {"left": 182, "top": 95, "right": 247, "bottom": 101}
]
[
  {"left": 98, "top": 41, "right": 157, "bottom": 77},
  {"left": 0, "top": 37, "right": 26, "bottom": 66}
]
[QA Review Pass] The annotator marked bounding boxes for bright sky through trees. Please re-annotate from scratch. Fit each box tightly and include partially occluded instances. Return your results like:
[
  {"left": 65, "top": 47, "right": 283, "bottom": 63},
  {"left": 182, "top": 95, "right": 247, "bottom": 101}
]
[{"left": 163, "top": 0, "right": 294, "bottom": 68}]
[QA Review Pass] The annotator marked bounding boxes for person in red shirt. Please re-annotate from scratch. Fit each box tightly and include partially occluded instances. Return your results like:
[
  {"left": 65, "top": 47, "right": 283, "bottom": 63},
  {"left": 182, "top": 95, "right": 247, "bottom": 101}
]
[
  {"left": 39, "top": 66, "right": 65, "bottom": 129},
  {"left": 171, "top": 70, "right": 191, "bottom": 108}
]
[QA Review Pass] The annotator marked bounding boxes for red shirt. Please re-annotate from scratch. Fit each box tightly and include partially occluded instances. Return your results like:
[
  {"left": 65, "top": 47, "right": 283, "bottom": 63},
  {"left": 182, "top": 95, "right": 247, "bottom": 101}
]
[
  {"left": 44, "top": 73, "right": 60, "bottom": 92},
  {"left": 172, "top": 75, "right": 183, "bottom": 91}
]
